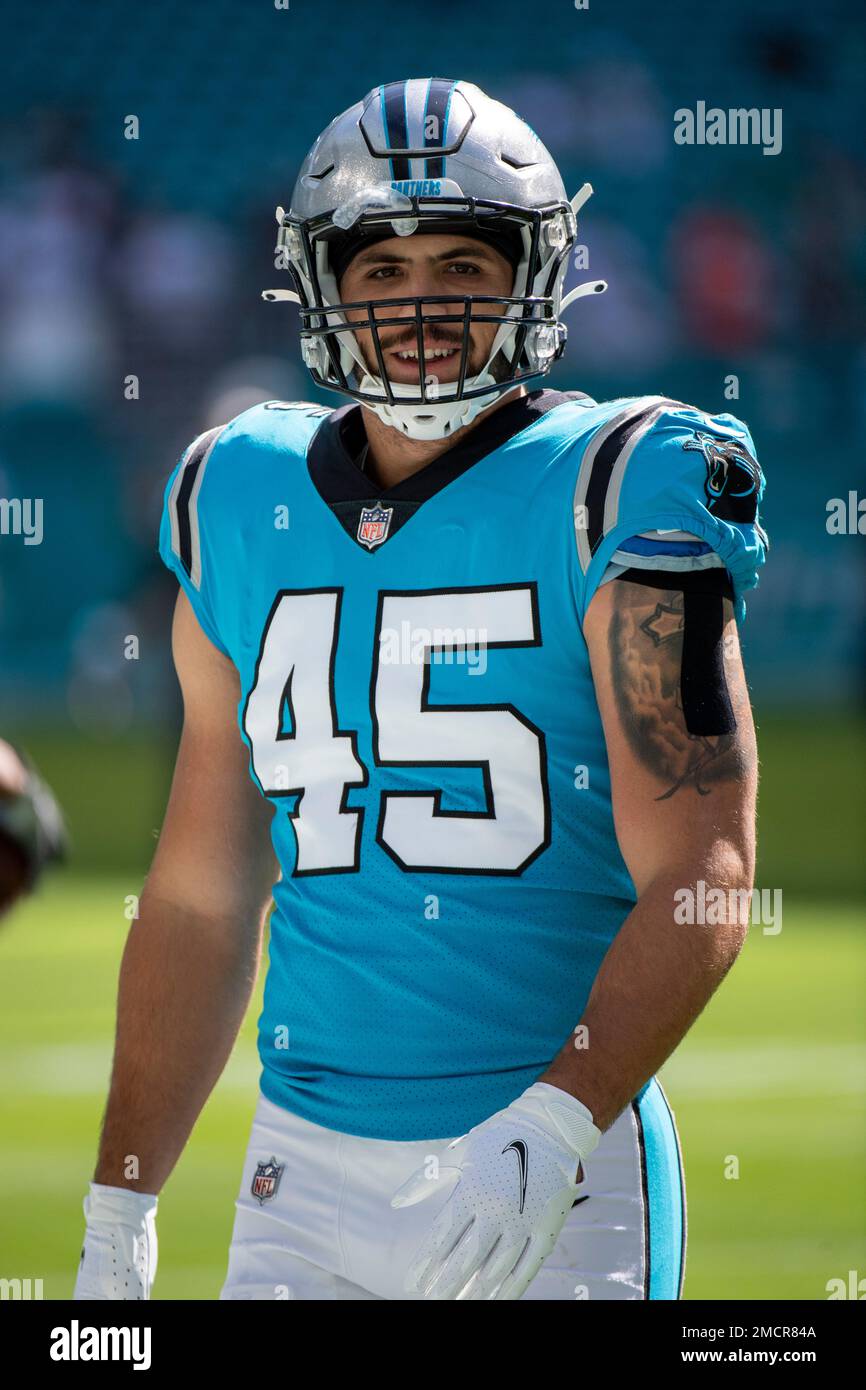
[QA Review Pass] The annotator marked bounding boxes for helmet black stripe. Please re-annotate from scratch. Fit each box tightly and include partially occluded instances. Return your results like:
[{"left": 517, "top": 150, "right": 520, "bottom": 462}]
[
  {"left": 381, "top": 80, "right": 411, "bottom": 180},
  {"left": 423, "top": 77, "right": 455, "bottom": 179}
]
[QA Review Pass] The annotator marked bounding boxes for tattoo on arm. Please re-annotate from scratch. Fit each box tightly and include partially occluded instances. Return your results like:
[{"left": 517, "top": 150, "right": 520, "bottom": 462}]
[{"left": 608, "top": 581, "right": 751, "bottom": 800}]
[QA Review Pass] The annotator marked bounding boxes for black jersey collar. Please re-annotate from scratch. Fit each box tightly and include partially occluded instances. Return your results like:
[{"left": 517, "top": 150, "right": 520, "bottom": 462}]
[{"left": 307, "top": 387, "right": 591, "bottom": 506}]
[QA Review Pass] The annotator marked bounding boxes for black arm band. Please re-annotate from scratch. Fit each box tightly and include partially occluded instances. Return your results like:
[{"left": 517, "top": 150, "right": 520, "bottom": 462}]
[
  {"left": 680, "top": 589, "right": 736, "bottom": 735},
  {"left": 616, "top": 566, "right": 734, "bottom": 599},
  {"left": 615, "top": 566, "right": 737, "bottom": 736}
]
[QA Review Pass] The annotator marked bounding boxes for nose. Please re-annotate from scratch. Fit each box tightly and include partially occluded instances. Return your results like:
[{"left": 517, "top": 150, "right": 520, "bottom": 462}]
[{"left": 371, "top": 275, "right": 466, "bottom": 347}]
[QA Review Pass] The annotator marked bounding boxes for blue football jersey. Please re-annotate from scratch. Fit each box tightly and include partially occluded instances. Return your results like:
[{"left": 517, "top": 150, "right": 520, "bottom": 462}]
[{"left": 159, "top": 388, "right": 767, "bottom": 1140}]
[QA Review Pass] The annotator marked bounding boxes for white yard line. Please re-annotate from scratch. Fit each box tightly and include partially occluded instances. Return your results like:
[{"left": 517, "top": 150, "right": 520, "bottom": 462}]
[
  {"left": 1, "top": 1040, "right": 863, "bottom": 1098},
  {"left": 661, "top": 1042, "right": 866, "bottom": 1097},
  {"left": 2, "top": 1042, "right": 261, "bottom": 1095}
]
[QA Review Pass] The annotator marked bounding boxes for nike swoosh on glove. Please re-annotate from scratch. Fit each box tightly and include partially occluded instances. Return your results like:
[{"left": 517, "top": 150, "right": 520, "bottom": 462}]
[
  {"left": 391, "top": 1081, "right": 600, "bottom": 1300},
  {"left": 73, "top": 1183, "right": 158, "bottom": 1300}
]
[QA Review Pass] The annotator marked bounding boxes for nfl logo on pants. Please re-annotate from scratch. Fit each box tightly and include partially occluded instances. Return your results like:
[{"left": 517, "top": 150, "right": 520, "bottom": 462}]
[{"left": 251, "top": 1157, "right": 284, "bottom": 1205}]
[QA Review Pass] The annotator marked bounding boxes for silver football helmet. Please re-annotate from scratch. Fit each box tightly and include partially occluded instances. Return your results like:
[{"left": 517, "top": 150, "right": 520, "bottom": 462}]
[{"left": 264, "top": 78, "right": 605, "bottom": 440}]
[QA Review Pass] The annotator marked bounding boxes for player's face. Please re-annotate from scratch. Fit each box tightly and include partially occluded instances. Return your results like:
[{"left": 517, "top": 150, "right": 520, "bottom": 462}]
[{"left": 338, "top": 234, "right": 514, "bottom": 387}]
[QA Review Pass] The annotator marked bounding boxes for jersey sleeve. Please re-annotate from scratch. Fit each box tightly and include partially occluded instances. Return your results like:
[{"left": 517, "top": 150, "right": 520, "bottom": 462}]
[
  {"left": 574, "top": 397, "right": 768, "bottom": 621},
  {"left": 158, "top": 424, "right": 230, "bottom": 656}
]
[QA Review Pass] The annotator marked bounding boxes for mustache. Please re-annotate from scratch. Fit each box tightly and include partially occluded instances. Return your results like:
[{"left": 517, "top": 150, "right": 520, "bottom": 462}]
[{"left": 378, "top": 326, "right": 466, "bottom": 353}]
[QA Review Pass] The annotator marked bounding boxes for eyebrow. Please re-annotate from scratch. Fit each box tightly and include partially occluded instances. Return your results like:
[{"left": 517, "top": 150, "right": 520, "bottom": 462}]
[{"left": 350, "top": 242, "right": 498, "bottom": 268}]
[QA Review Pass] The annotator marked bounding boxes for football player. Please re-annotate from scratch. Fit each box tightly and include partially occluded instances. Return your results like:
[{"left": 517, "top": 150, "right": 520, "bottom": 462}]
[
  {"left": 0, "top": 739, "right": 66, "bottom": 919},
  {"left": 75, "top": 79, "right": 766, "bottom": 1301}
]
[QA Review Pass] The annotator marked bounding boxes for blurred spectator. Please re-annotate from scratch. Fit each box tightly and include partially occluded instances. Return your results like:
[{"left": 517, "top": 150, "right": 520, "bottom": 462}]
[
  {"left": 568, "top": 217, "right": 675, "bottom": 370},
  {"left": 0, "top": 168, "right": 117, "bottom": 401},
  {"left": 116, "top": 211, "right": 237, "bottom": 356},
  {"left": 668, "top": 209, "right": 781, "bottom": 353}
]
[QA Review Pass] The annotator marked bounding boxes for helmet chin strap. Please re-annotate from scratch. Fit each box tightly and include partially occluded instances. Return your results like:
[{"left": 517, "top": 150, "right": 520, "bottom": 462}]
[{"left": 357, "top": 369, "right": 503, "bottom": 441}]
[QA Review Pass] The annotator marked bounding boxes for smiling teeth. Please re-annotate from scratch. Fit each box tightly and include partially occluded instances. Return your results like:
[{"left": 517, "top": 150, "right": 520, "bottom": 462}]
[{"left": 396, "top": 348, "right": 456, "bottom": 360}]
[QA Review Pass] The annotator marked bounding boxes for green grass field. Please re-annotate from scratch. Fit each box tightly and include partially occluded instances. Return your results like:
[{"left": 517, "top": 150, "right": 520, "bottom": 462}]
[
  {"left": 0, "top": 713, "right": 864, "bottom": 1300},
  {"left": 2, "top": 885, "right": 863, "bottom": 1300}
]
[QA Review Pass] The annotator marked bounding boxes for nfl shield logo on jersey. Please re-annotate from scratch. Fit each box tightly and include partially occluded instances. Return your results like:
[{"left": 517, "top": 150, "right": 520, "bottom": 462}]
[
  {"left": 357, "top": 502, "right": 393, "bottom": 550},
  {"left": 251, "top": 1156, "right": 284, "bottom": 1205}
]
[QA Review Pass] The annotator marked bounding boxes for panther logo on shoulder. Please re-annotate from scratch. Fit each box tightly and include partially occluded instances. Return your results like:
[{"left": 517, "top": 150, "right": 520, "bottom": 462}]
[{"left": 683, "top": 430, "right": 762, "bottom": 523}]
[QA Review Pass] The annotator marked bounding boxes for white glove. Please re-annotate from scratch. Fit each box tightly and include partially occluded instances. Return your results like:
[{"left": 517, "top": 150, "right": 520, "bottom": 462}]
[
  {"left": 391, "top": 1081, "right": 600, "bottom": 1300},
  {"left": 74, "top": 1183, "right": 158, "bottom": 1300}
]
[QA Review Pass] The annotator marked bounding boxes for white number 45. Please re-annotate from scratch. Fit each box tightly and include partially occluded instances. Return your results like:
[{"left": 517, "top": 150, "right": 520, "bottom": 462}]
[{"left": 242, "top": 586, "right": 550, "bottom": 876}]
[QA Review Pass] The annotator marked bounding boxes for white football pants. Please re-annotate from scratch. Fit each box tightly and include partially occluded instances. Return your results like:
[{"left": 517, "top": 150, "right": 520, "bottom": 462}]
[{"left": 220, "top": 1079, "right": 685, "bottom": 1301}]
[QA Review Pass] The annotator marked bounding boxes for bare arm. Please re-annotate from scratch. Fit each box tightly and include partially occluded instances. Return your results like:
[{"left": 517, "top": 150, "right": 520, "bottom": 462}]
[
  {"left": 93, "top": 591, "right": 278, "bottom": 1192},
  {"left": 540, "top": 577, "right": 758, "bottom": 1131}
]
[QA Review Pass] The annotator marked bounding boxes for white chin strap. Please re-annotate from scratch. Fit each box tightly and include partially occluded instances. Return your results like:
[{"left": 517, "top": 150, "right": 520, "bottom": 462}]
[{"left": 355, "top": 369, "right": 504, "bottom": 440}]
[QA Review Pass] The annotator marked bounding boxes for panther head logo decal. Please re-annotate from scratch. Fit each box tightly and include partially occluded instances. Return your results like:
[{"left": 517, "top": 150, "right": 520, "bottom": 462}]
[{"left": 683, "top": 431, "right": 763, "bottom": 523}]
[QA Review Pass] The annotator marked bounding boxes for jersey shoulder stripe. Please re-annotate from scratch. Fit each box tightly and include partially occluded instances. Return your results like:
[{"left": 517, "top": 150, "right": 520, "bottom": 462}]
[
  {"left": 571, "top": 395, "right": 766, "bottom": 619},
  {"left": 166, "top": 425, "right": 225, "bottom": 589},
  {"left": 164, "top": 401, "right": 332, "bottom": 589},
  {"left": 574, "top": 396, "right": 681, "bottom": 573}
]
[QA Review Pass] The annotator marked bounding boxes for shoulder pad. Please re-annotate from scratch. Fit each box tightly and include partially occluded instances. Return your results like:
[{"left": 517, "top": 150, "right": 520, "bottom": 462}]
[
  {"left": 165, "top": 401, "right": 333, "bottom": 588},
  {"left": 165, "top": 424, "right": 226, "bottom": 589},
  {"left": 574, "top": 397, "right": 767, "bottom": 618},
  {"left": 575, "top": 397, "right": 764, "bottom": 569}
]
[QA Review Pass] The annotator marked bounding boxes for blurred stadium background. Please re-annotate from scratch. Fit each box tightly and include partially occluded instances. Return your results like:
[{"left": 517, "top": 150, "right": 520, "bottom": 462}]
[{"left": 0, "top": 0, "right": 863, "bottom": 1299}]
